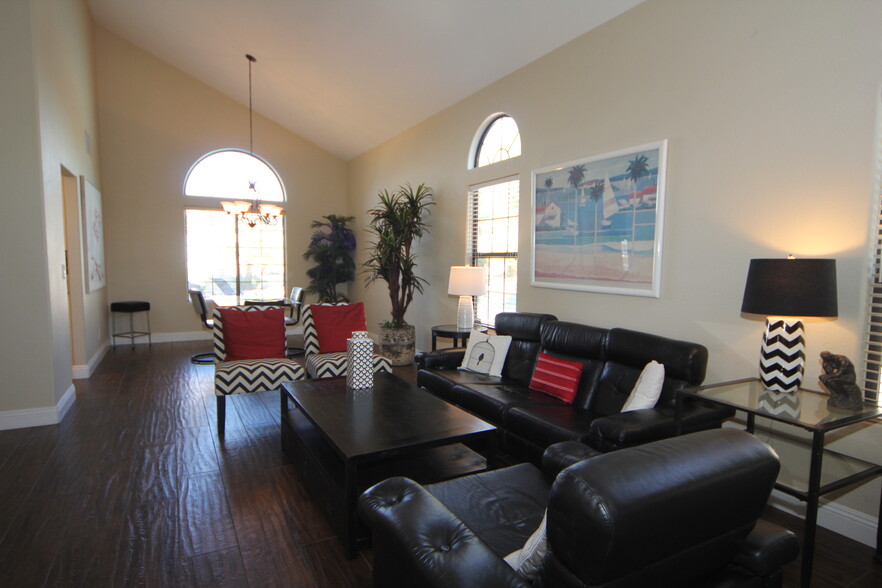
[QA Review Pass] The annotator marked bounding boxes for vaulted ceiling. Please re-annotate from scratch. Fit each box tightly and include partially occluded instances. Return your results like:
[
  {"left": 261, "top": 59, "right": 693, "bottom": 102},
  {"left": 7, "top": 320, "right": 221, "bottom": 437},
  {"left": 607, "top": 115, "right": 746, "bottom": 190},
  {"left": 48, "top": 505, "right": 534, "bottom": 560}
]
[{"left": 88, "top": 0, "right": 643, "bottom": 161}]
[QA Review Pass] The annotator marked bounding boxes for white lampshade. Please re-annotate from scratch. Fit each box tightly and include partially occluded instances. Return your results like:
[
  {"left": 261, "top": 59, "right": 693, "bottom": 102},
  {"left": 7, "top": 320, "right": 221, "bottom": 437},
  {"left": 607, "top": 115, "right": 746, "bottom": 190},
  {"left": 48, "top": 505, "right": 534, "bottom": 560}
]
[
  {"left": 221, "top": 200, "right": 252, "bottom": 215},
  {"left": 448, "top": 266, "right": 486, "bottom": 329},
  {"left": 259, "top": 203, "right": 283, "bottom": 217},
  {"left": 448, "top": 266, "right": 487, "bottom": 296}
]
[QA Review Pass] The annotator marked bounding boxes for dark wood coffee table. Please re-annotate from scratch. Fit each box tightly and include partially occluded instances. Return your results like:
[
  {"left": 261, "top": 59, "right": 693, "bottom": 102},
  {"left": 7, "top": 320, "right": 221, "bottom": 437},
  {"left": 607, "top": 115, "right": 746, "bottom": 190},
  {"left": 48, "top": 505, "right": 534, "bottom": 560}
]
[{"left": 280, "top": 371, "right": 497, "bottom": 557}]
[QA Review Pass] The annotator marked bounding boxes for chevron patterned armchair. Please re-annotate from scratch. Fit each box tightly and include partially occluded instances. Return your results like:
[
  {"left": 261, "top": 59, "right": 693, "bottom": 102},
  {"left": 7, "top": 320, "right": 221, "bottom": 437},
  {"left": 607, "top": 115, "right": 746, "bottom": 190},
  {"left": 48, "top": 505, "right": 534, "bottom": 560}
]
[
  {"left": 302, "top": 303, "right": 392, "bottom": 379},
  {"left": 212, "top": 305, "right": 306, "bottom": 435}
]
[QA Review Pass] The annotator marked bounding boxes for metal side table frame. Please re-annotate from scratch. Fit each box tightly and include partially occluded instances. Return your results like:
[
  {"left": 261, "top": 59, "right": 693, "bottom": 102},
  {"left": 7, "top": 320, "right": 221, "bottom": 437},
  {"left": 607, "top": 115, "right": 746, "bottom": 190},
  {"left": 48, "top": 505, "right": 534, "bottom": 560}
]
[{"left": 676, "top": 378, "right": 882, "bottom": 587}]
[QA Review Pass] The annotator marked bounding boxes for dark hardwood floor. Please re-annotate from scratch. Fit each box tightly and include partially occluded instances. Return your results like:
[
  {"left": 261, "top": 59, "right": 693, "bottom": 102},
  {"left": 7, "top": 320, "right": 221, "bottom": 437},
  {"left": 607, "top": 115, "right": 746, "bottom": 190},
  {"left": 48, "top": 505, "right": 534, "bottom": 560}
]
[{"left": 0, "top": 341, "right": 877, "bottom": 587}]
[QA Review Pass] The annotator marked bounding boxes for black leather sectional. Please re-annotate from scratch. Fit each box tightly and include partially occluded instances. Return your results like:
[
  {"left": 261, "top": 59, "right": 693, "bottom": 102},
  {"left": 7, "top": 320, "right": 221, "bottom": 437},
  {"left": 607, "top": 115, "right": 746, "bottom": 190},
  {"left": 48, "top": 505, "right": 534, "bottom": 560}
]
[
  {"left": 359, "top": 430, "right": 799, "bottom": 587},
  {"left": 417, "top": 312, "right": 734, "bottom": 462}
]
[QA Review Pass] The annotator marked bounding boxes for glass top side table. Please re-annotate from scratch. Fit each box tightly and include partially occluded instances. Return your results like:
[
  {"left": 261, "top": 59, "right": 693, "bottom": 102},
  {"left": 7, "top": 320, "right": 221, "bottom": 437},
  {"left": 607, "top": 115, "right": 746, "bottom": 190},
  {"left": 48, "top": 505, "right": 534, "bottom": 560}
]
[{"left": 676, "top": 378, "right": 882, "bottom": 588}]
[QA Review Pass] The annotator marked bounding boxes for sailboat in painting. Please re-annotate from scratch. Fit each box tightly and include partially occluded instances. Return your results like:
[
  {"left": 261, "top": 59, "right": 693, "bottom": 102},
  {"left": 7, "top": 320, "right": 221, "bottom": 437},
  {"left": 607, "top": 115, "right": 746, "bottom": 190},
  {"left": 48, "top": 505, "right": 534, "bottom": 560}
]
[{"left": 600, "top": 173, "right": 617, "bottom": 228}]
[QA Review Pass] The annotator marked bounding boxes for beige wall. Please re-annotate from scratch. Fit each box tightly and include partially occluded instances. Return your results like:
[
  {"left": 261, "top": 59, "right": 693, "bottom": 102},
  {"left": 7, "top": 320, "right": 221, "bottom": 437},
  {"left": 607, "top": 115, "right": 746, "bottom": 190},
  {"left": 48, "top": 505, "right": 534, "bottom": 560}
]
[
  {"left": 0, "top": 0, "right": 56, "bottom": 413},
  {"left": 0, "top": 0, "right": 101, "bottom": 420},
  {"left": 32, "top": 0, "right": 104, "bottom": 391},
  {"left": 348, "top": 0, "right": 882, "bottom": 527},
  {"left": 95, "top": 28, "right": 348, "bottom": 336}
]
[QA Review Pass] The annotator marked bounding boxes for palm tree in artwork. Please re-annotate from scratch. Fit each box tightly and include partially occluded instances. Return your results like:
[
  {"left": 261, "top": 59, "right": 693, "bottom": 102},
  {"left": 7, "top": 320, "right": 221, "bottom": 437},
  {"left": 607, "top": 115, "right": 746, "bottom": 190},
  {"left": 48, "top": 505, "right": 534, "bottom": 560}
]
[
  {"left": 544, "top": 176, "right": 553, "bottom": 206},
  {"left": 567, "top": 165, "right": 586, "bottom": 243},
  {"left": 588, "top": 180, "right": 605, "bottom": 264},
  {"left": 626, "top": 154, "right": 649, "bottom": 207},
  {"left": 626, "top": 154, "right": 649, "bottom": 243}
]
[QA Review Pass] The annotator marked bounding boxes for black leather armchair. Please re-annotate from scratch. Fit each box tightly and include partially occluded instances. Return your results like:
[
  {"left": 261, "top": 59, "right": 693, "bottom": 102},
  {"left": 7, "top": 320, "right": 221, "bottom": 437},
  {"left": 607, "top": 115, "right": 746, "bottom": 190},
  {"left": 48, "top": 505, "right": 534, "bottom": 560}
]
[{"left": 359, "top": 429, "right": 799, "bottom": 587}]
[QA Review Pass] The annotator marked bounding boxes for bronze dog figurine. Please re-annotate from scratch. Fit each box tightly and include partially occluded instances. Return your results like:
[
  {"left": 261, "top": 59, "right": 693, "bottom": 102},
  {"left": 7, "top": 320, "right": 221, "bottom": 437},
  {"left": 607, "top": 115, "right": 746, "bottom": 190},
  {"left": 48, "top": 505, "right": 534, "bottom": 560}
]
[{"left": 819, "top": 351, "right": 864, "bottom": 411}]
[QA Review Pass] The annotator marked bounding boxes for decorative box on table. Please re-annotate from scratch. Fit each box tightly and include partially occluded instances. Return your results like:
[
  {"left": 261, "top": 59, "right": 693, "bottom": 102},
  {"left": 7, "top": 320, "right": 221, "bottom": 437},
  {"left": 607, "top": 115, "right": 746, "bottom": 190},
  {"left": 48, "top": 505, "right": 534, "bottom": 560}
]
[{"left": 347, "top": 331, "right": 374, "bottom": 390}]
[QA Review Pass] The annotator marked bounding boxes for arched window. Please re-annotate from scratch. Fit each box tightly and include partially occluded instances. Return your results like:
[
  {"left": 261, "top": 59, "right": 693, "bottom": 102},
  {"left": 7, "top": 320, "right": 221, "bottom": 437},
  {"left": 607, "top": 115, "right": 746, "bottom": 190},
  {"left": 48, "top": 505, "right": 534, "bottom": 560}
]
[
  {"left": 183, "top": 150, "right": 286, "bottom": 306},
  {"left": 184, "top": 149, "right": 285, "bottom": 201},
  {"left": 466, "top": 114, "right": 521, "bottom": 325},
  {"left": 471, "top": 114, "right": 521, "bottom": 169}
]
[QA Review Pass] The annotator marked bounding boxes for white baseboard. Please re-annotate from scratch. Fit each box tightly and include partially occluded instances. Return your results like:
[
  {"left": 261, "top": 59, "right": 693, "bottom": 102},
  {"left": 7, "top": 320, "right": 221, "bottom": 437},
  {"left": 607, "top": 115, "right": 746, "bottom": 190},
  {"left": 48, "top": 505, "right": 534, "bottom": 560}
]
[
  {"left": 72, "top": 343, "right": 109, "bottom": 379},
  {"left": 0, "top": 383, "right": 76, "bottom": 431},
  {"left": 769, "top": 489, "right": 879, "bottom": 547},
  {"left": 56, "top": 383, "right": 76, "bottom": 421},
  {"left": 113, "top": 327, "right": 304, "bottom": 345}
]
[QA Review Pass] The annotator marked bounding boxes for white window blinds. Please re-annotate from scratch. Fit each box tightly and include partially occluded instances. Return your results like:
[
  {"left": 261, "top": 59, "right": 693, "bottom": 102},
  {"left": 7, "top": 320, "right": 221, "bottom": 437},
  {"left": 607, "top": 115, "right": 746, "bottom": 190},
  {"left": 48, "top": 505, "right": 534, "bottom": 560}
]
[{"left": 468, "top": 177, "right": 519, "bottom": 325}]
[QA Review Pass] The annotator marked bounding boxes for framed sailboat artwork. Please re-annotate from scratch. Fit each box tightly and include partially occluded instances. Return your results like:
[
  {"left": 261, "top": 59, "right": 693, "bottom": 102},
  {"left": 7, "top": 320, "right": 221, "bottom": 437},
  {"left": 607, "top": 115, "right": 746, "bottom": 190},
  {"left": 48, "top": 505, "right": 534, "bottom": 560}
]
[{"left": 531, "top": 140, "right": 667, "bottom": 297}]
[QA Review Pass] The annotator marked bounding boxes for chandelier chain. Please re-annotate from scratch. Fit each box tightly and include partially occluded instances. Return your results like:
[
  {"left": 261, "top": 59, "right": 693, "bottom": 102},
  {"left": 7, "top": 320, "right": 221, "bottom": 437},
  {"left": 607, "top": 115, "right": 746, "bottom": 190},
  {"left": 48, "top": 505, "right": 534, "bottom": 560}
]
[{"left": 219, "top": 53, "right": 283, "bottom": 228}]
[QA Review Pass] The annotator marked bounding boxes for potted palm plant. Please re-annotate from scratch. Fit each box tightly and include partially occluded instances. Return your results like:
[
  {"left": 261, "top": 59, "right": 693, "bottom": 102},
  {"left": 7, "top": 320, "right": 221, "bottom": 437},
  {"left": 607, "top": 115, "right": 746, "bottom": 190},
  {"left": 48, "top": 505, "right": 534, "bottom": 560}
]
[
  {"left": 364, "top": 183, "right": 434, "bottom": 365},
  {"left": 303, "top": 214, "right": 356, "bottom": 302}
]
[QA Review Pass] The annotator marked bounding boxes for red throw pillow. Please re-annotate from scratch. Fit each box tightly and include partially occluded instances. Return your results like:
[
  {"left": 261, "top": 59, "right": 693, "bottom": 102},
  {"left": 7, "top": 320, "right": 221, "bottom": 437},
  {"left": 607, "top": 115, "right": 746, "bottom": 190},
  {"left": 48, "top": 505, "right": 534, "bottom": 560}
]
[
  {"left": 310, "top": 303, "right": 368, "bottom": 353},
  {"left": 219, "top": 307, "right": 287, "bottom": 361},
  {"left": 529, "top": 352, "right": 584, "bottom": 404}
]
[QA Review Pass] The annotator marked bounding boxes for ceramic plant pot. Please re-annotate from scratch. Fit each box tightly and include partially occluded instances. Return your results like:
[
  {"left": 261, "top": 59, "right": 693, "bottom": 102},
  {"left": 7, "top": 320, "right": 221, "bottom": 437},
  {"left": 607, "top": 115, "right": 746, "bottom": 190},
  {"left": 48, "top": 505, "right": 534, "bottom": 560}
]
[{"left": 380, "top": 325, "right": 415, "bottom": 366}]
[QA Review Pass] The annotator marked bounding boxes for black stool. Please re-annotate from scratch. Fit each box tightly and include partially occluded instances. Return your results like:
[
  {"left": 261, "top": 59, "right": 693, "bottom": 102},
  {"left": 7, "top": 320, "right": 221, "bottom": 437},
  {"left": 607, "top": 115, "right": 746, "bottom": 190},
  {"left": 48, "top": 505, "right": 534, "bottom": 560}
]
[{"left": 110, "top": 300, "right": 152, "bottom": 349}]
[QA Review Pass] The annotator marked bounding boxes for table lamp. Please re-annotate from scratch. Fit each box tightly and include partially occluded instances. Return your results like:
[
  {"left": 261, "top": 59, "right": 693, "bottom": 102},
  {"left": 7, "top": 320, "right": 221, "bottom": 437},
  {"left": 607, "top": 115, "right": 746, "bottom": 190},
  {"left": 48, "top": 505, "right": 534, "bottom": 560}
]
[
  {"left": 448, "top": 266, "right": 487, "bottom": 330},
  {"left": 740, "top": 257, "right": 838, "bottom": 393}
]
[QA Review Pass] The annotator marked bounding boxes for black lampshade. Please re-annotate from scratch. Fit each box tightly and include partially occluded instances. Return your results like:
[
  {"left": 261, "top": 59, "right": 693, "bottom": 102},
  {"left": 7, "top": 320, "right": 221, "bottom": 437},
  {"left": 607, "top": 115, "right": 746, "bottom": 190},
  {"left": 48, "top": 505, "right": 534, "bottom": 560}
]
[{"left": 741, "top": 258, "right": 838, "bottom": 317}]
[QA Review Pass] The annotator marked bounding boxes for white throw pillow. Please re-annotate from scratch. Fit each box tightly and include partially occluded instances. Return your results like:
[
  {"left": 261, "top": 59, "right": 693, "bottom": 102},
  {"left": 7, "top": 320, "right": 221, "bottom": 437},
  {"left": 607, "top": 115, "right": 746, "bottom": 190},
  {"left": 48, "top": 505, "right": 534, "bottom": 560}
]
[
  {"left": 504, "top": 511, "right": 548, "bottom": 580},
  {"left": 621, "top": 360, "right": 665, "bottom": 412},
  {"left": 458, "top": 330, "right": 512, "bottom": 377}
]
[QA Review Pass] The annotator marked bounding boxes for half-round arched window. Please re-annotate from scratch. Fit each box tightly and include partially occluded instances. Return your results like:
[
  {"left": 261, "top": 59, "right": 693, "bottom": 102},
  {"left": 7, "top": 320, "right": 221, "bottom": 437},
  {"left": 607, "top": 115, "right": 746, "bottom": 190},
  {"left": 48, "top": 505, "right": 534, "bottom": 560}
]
[
  {"left": 183, "top": 149, "right": 286, "bottom": 306},
  {"left": 470, "top": 114, "right": 521, "bottom": 169},
  {"left": 184, "top": 149, "right": 285, "bottom": 201}
]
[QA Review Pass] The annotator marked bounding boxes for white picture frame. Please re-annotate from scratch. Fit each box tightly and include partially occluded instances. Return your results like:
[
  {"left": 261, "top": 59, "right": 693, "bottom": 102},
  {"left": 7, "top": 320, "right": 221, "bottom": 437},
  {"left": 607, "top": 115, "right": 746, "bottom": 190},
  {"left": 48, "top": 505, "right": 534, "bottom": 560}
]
[
  {"left": 81, "top": 177, "right": 106, "bottom": 292},
  {"left": 531, "top": 140, "right": 667, "bottom": 297}
]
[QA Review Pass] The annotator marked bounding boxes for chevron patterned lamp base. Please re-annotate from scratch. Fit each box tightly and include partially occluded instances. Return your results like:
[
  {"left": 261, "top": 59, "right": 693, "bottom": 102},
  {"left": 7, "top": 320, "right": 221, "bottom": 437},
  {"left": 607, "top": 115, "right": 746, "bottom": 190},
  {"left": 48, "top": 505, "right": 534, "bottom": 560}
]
[{"left": 758, "top": 318, "right": 805, "bottom": 393}]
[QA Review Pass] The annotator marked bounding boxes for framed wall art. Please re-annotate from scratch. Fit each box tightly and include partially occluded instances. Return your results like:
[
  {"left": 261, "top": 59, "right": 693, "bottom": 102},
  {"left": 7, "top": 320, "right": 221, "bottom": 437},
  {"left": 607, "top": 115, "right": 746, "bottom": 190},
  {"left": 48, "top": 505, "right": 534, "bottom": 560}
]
[
  {"left": 81, "top": 177, "right": 106, "bottom": 293},
  {"left": 531, "top": 140, "right": 667, "bottom": 297}
]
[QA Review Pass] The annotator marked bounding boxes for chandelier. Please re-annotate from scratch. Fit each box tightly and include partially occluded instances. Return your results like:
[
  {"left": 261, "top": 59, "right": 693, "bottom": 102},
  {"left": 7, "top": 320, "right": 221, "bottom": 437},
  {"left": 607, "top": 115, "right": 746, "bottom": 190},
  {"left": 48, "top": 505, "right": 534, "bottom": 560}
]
[{"left": 220, "top": 54, "right": 283, "bottom": 228}]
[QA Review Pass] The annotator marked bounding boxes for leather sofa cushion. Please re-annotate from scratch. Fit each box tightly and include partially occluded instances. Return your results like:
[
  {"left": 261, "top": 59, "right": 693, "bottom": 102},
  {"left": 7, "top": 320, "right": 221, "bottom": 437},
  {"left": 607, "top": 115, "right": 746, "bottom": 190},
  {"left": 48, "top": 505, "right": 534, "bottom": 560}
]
[
  {"left": 591, "top": 362, "right": 643, "bottom": 416},
  {"left": 504, "top": 404, "right": 597, "bottom": 448},
  {"left": 426, "top": 463, "right": 550, "bottom": 558},
  {"left": 495, "top": 312, "right": 557, "bottom": 386},
  {"left": 607, "top": 327, "right": 708, "bottom": 386},
  {"left": 417, "top": 367, "right": 504, "bottom": 396},
  {"left": 445, "top": 383, "right": 567, "bottom": 423},
  {"left": 539, "top": 320, "right": 608, "bottom": 358}
]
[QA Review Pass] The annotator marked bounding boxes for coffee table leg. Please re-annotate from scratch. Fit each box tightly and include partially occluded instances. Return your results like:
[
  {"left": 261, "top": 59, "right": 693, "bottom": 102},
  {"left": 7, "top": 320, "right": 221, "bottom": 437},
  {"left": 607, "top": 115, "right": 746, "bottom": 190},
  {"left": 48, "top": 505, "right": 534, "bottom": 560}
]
[
  {"left": 486, "top": 432, "right": 498, "bottom": 469},
  {"left": 343, "top": 460, "right": 358, "bottom": 559}
]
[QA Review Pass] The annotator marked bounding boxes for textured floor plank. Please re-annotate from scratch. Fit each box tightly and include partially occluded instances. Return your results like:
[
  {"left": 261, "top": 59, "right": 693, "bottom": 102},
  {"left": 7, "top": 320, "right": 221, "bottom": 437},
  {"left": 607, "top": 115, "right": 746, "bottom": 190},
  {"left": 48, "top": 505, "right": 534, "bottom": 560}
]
[
  {"left": 301, "top": 538, "right": 372, "bottom": 588},
  {"left": 187, "top": 547, "right": 250, "bottom": 588},
  {"left": 180, "top": 470, "right": 238, "bottom": 558}
]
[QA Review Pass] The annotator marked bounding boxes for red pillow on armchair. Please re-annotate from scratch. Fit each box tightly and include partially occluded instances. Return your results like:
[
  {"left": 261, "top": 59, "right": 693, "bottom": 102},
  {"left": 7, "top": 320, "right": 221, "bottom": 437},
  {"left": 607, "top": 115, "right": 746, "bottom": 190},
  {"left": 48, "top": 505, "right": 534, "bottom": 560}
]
[
  {"left": 310, "top": 303, "right": 368, "bottom": 353},
  {"left": 219, "top": 307, "right": 287, "bottom": 361}
]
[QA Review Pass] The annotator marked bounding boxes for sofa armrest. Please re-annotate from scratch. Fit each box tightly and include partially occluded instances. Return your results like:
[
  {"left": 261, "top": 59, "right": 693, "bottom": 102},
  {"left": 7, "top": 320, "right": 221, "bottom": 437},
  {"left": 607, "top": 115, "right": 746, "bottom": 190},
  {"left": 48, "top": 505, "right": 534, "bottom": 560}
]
[
  {"left": 731, "top": 519, "right": 800, "bottom": 577},
  {"left": 587, "top": 404, "right": 734, "bottom": 452},
  {"left": 358, "top": 477, "right": 530, "bottom": 588},
  {"left": 541, "top": 441, "right": 602, "bottom": 479},
  {"left": 416, "top": 348, "right": 466, "bottom": 370}
]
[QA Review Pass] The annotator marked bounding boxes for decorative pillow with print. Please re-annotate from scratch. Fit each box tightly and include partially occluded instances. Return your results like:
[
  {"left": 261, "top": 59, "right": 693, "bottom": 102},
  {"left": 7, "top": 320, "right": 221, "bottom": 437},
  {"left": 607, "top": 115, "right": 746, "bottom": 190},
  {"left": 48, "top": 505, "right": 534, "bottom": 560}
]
[
  {"left": 458, "top": 330, "right": 512, "bottom": 377},
  {"left": 529, "top": 352, "right": 584, "bottom": 404}
]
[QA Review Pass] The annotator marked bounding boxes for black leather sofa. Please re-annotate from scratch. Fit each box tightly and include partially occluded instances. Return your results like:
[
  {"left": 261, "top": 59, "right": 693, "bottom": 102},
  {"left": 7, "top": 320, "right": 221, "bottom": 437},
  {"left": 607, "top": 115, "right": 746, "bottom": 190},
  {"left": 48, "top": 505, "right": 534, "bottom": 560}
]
[
  {"left": 359, "top": 429, "right": 800, "bottom": 588},
  {"left": 417, "top": 312, "right": 734, "bottom": 462}
]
